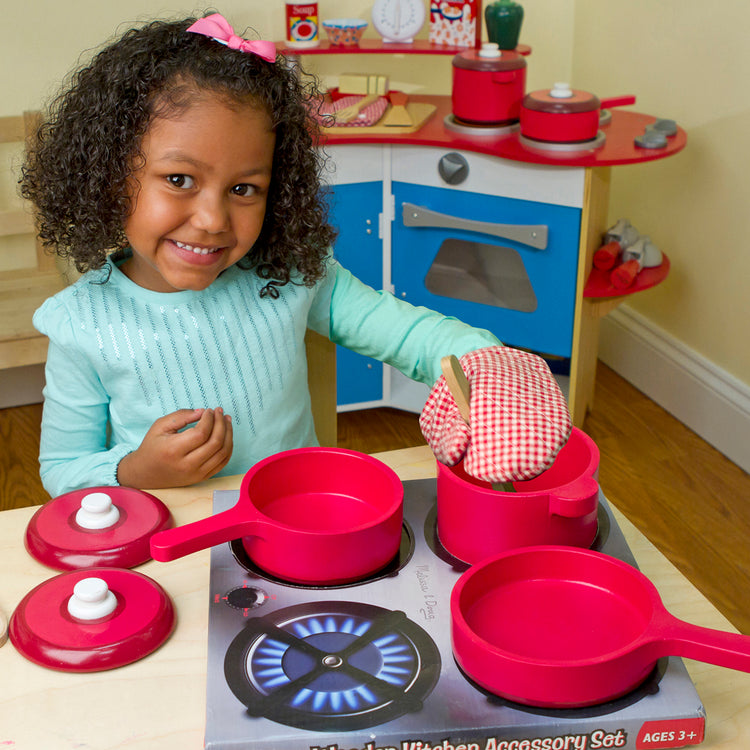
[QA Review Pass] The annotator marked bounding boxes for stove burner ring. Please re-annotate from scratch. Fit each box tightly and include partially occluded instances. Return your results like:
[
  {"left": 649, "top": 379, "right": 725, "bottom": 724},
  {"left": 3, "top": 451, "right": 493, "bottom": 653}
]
[
  {"left": 225, "top": 601, "right": 441, "bottom": 731},
  {"left": 444, "top": 114, "right": 519, "bottom": 137},
  {"left": 229, "top": 522, "right": 414, "bottom": 589},
  {"left": 458, "top": 657, "right": 669, "bottom": 717},
  {"left": 518, "top": 130, "right": 606, "bottom": 152}
]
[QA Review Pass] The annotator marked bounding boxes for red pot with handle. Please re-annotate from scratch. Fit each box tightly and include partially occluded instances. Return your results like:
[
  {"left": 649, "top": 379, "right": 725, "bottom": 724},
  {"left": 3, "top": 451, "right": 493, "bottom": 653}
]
[
  {"left": 452, "top": 43, "right": 527, "bottom": 125},
  {"left": 150, "top": 447, "right": 404, "bottom": 585},
  {"left": 436, "top": 426, "right": 599, "bottom": 564},
  {"left": 452, "top": 545, "right": 750, "bottom": 707},
  {"left": 520, "top": 82, "right": 636, "bottom": 142}
]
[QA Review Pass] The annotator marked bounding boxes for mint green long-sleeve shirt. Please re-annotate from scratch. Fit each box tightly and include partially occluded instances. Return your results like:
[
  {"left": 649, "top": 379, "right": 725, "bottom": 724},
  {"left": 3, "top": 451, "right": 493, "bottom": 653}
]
[{"left": 33, "top": 256, "right": 499, "bottom": 497}]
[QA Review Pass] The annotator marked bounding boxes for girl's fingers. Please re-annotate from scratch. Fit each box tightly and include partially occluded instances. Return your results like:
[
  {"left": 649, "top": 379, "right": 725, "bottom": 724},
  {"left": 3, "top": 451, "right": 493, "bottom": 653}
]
[
  {"left": 186, "top": 408, "right": 233, "bottom": 467},
  {"left": 157, "top": 408, "right": 205, "bottom": 435}
]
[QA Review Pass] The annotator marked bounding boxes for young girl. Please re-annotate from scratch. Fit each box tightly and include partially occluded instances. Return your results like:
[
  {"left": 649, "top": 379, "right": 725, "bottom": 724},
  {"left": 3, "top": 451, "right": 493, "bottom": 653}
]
[{"left": 22, "top": 13, "right": 570, "bottom": 498}]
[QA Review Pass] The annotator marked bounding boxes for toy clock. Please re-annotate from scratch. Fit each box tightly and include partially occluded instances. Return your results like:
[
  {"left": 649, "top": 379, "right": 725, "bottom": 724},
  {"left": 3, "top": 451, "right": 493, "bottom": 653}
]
[{"left": 372, "top": 0, "right": 426, "bottom": 43}]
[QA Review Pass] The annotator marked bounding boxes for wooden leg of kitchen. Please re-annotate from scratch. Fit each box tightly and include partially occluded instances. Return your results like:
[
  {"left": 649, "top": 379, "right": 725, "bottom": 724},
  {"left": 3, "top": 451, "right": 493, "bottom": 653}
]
[
  {"left": 569, "top": 166, "right": 611, "bottom": 427},
  {"left": 569, "top": 296, "right": 625, "bottom": 426},
  {"left": 305, "top": 330, "right": 337, "bottom": 447}
]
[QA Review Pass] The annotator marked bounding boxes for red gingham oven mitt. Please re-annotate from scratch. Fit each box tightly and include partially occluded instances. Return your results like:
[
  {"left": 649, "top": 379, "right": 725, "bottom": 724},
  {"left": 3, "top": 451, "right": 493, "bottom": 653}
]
[{"left": 419, "top": 346, "right": 572, "bottom": 483}]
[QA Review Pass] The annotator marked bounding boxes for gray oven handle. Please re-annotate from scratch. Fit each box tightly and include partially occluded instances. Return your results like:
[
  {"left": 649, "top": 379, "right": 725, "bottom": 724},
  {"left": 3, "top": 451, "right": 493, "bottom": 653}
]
[{"left": 401, "top": 202, "right": 548, "bottom": 250}]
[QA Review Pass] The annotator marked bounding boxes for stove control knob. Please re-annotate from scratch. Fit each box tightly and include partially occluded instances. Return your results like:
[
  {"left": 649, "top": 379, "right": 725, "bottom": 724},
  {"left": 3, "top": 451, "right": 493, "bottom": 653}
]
[
  {"left": 225, "top": 586, "right": 268, "bottom": 611},
  {"left": 438, "top": 152, "right": 469, "bottom": 185},
  {"left": 75, "top": 491, "right": 121, "bottom": 530},
  {"left": 67, "top": 577, "right": 118, "bottom": 621}
]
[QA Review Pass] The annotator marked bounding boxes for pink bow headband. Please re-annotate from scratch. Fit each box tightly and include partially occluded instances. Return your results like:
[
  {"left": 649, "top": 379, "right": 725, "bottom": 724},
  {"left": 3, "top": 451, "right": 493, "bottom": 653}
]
[{"left": 187, "top": 13, "right": 276, "bottom": 62}]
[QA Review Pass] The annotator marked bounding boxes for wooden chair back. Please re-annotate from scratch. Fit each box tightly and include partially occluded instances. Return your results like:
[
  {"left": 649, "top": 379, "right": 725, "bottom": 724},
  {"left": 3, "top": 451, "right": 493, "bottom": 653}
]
[{"left": 0, "top": 111, "right": 66, "bottom": 370}]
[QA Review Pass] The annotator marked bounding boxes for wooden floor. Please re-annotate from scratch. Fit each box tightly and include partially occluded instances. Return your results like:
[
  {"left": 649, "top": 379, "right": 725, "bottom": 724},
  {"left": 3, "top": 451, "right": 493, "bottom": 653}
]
[{"left": 2, "top": 362, "right": 749, "bottom": 635}]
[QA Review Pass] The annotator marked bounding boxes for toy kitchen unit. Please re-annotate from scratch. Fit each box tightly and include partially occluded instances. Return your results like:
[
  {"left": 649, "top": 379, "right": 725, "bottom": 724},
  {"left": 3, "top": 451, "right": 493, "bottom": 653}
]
[{"left": 284, "top": 7, "right": 685, "bottom": 427}]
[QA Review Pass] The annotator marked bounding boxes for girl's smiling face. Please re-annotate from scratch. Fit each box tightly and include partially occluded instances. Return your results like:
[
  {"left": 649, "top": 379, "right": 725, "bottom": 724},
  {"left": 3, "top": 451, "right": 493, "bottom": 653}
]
[{"left": 122, "top": 92, "right": 275, "bottom": 292}]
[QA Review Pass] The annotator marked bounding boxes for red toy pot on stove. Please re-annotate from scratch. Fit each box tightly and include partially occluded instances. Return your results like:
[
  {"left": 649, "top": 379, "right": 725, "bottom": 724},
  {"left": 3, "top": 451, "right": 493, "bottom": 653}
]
[
  {"left": 436, "top": 427, "right": 599, "bottom": 564},
  {"left": 452, "top": 43, "right": 527, "bottom": 125},
  {"left": 520, "top": 82, "right": 635, "bottom": 143},
  {"left": 150, "top": 447, "right": 403, "bottom": 585}
]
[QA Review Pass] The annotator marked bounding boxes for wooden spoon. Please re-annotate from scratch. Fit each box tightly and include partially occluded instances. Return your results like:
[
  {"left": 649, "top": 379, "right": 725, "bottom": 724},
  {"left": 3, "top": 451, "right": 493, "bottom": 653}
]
[
  {"left": 441, "top": 355, "right": 516, "bottom": 492},
  {"left": 333, "top": 93, "right": 380, "bottom": 124}
]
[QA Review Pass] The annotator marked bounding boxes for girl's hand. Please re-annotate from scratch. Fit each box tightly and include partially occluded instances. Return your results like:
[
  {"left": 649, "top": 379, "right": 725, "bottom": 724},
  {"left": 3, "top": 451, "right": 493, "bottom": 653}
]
[{"left": 117, "top": 408, "right": 233, "bottom": 489}]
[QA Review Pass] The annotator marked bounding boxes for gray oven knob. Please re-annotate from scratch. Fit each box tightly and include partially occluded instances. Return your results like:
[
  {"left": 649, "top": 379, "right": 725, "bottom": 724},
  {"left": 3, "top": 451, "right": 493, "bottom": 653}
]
[{"left": 438, "top": 152, "right": 469, "bottom": 185}]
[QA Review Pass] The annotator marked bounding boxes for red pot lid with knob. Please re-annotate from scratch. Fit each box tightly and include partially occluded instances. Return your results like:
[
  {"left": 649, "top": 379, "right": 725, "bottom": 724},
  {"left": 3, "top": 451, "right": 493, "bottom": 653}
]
[
  {"left": 25, "top": 486, "right": 173, "bottom": 570},
  {"left": 453, "top": 44, "right": 526, "bottom": 72},
  {"left": 9, "top": 567, "right": 175, "bottom": 672},
  {"left": 523, "top": 83, "right": 601, "bottom": 113}
]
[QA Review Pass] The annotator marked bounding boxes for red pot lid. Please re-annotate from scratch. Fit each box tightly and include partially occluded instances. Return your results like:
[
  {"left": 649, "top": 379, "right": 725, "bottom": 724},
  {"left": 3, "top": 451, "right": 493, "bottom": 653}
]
[
  {"left": 523, "top": 83, "right": 600, "bottom": 113},
  {"left": 453, "top": 44, "right": 526, "bottom": 72},
  {"left": 25, "top": 486, "right": 173, "bottom": 570},
  {"left": 9, "top": 567, "right": 175, "bottom": 672}
]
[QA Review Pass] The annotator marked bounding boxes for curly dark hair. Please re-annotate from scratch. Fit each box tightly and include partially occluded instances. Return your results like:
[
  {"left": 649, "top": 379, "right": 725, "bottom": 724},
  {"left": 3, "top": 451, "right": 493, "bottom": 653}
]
[{"left": 20, "top": 14, "right": 336, "bottom": 297}]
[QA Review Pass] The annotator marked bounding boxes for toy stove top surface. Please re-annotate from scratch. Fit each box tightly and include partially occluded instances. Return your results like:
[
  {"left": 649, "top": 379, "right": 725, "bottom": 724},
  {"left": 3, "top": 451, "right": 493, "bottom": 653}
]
[{"left": 205, "top": 479, "right": 705, "bottom": 750}]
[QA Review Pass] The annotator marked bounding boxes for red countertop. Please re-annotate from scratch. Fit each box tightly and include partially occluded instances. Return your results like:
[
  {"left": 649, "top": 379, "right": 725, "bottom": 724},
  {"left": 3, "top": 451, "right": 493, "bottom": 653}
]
[{"left": 320, "top": 94, "right": 686, "bottom": 168}]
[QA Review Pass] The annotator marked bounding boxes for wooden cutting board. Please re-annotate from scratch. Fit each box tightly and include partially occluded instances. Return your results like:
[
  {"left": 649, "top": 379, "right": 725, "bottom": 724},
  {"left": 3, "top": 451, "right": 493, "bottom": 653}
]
[{"left": 321, "top": 102, "right": 437, "bottom": 135}]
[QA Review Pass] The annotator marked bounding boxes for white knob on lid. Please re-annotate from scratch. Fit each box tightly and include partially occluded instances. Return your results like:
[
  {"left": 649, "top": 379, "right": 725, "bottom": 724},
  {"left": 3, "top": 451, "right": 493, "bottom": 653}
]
[
  {"left": 549, "top": 82, "right": 574, "bottom": 98},
  {"left": 67, "top": 577, "right": 118, "bottom": 620},
  {"left": 75, "top": 491, "right": 120, "bottom": 530},
  {"left": 478, "top": 42, "right": 501, "bottom": 59}
]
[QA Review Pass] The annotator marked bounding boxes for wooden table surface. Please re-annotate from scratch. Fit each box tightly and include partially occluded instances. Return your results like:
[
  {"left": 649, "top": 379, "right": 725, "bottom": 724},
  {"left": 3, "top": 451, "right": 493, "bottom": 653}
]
[{"left": 1, "top": 446, "right": 748, "bottom": 749}]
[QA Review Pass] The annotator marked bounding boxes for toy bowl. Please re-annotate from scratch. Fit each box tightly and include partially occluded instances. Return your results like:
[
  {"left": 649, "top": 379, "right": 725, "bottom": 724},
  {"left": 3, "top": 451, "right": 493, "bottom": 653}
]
[{"left": 322, "top": 18, "right": 368, "bottom": 46}]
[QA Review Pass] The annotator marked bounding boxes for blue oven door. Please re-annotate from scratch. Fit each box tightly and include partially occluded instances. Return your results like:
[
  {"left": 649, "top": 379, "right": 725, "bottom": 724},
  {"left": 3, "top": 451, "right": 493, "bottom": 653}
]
[{"left": 391, "top": 181, "right": 582, "bottom": 359}]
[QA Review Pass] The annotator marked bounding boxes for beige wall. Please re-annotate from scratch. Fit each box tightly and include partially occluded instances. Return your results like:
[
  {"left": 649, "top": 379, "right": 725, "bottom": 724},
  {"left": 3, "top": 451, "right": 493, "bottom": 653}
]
[
  {"left": 571, "top": 0, "right": 749, "bottom": 387},
  {"left": 3, "top": 1, "right": 747, "bottom": 391}
]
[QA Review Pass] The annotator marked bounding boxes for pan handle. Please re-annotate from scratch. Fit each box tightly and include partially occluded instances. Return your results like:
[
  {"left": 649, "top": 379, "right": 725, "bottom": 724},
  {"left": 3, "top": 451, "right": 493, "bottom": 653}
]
[
  {"left": 150, "top": 505, "right": 272, "bottom": 562},
  {"left": 646, "top": 610, "right": 750, "bottom": 673},
  {"left": 548, "top": 476, "right": 599, "bottom": 517},
  {"left": 600, "top": 95, "right": 636, "bottom": 110}
]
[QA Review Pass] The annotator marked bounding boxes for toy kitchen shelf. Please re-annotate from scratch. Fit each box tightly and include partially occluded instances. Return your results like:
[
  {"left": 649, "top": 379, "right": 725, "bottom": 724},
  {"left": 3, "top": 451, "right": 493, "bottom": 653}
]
[
  {"left": 279, "top": 39, "right": 466, "bottom": 55},
  {"left": 316, "top": 90, "right": 685, "bottom": 426},
  {"left": 278, "top": 39, "right": 532, "bottom": 55}
]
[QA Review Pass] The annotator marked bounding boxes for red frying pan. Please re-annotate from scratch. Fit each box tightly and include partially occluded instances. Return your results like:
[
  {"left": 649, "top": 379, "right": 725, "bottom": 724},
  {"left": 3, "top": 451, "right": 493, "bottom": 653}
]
[
  {"left": 150, "top": 448, "right": 403, "bottom": 585},
  {"left": 451, "top": 545, "right": 750, "bottom": 708}
]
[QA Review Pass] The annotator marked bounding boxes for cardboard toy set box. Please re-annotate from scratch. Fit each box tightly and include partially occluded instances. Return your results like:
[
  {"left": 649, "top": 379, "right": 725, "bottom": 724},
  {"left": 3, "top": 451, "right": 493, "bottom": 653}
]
[{"left": 202, "top": 481, "right": 707, "bottom": 750}]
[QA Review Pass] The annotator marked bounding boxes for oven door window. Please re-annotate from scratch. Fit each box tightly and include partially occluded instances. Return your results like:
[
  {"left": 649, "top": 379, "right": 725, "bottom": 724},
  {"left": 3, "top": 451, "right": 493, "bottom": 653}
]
[{"left": 425, "top": 238, "right": 538, "bottom": 313}]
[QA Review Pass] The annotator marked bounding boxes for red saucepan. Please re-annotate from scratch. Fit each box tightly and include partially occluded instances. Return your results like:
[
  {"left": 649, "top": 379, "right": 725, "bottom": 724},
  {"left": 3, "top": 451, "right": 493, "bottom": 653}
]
[
  {"left": 520, "top": 82, "right": 636, "bottom": 143},
  {"left": 437, "top": 428, "right": 599, "bottom": 564},
  {"left": 452, "top": 44, "right": 527, "bottom": 125},
  {"left": 150, "top": 447, "right": 403, "bottom": 585},
  {"left": 452, "top": 546, "right": 750, "bottom": 708},
  {"left": 436, "top": 355, "right": 599, "bottom": 564}
]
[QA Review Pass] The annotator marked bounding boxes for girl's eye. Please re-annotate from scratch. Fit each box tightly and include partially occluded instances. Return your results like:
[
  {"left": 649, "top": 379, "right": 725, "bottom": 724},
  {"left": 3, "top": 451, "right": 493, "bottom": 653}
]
[
  {"left": 231, "top": 184, "right": 257, "bottom": 197},
  {"left": 167, "top": 174, "right": 194, "bottom": 189}
]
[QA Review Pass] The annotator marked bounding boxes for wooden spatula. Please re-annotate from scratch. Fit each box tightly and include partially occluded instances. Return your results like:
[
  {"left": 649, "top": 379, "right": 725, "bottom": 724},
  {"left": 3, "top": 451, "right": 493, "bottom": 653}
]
[
  {"left": 441, "top": 355, "right": 516, "bottom": 493},
  {"left": 382, "top": 91, "right": 413, "bottom": 127}
]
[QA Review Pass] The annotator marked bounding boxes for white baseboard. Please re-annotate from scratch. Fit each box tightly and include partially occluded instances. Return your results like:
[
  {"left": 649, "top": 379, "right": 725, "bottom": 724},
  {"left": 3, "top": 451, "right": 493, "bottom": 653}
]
[{"left": 598, "top": 306, "right": 750, "bottom": 474}]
